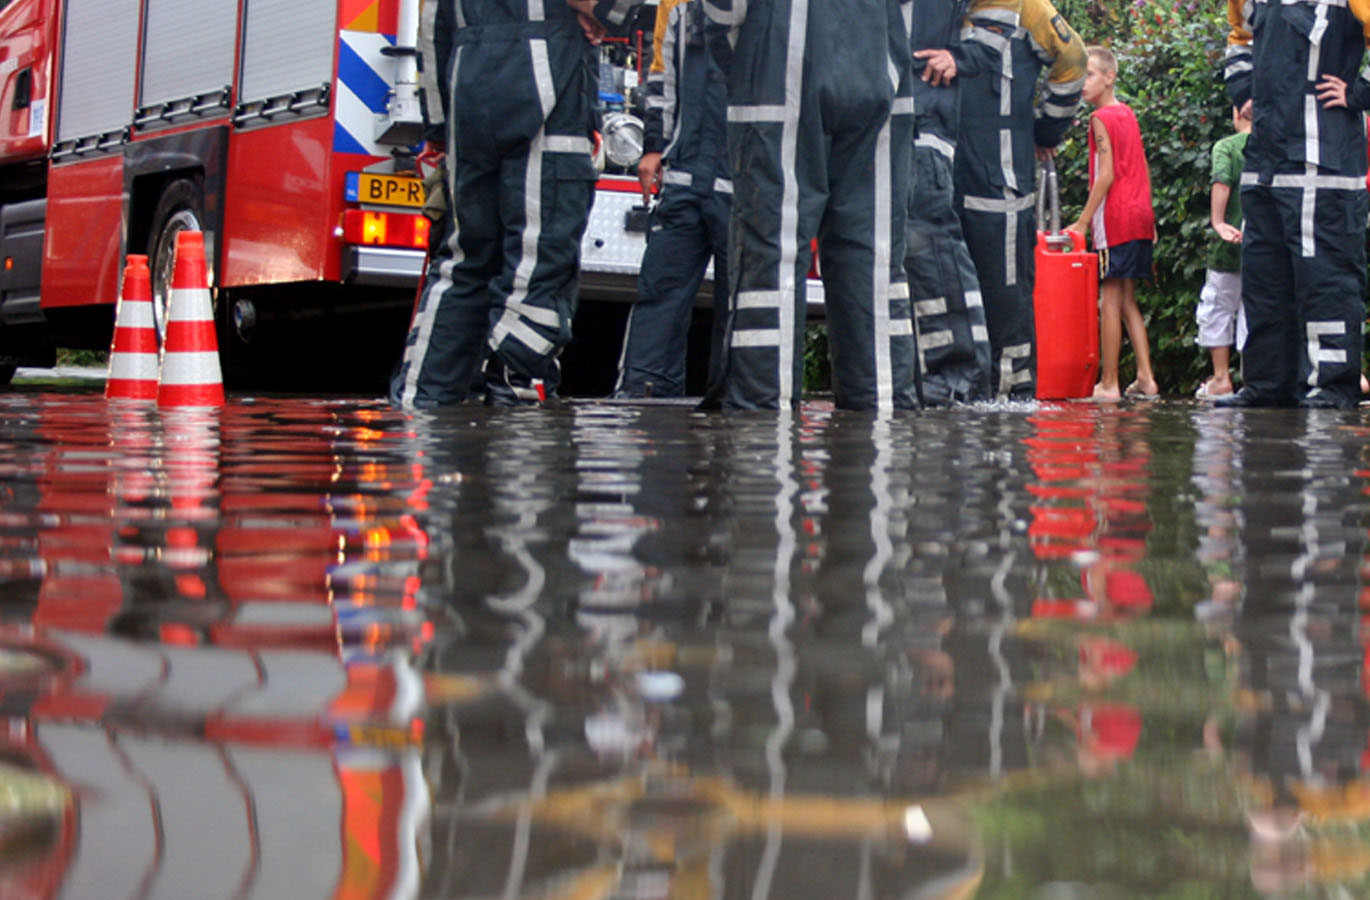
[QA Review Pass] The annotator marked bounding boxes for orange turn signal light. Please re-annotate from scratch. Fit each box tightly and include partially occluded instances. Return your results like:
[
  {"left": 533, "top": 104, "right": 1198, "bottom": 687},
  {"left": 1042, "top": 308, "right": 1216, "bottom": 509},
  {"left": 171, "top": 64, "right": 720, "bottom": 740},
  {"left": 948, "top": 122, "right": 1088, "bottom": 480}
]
[{"left": 341, "top": 209, "right": 430, "bottom": 249}]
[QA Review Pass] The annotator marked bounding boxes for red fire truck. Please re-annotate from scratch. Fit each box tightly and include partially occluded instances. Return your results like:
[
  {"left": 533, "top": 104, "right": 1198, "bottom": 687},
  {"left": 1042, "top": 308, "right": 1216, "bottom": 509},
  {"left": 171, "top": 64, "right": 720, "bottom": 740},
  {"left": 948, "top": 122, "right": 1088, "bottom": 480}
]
[{"left": 0, "top": 0, "right": 432, "bottom": 388}]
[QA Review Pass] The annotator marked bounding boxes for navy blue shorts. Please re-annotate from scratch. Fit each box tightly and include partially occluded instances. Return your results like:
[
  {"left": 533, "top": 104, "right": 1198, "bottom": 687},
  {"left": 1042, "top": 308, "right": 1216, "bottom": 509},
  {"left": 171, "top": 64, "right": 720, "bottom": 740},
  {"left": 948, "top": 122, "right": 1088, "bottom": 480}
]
[{"left": 1099, "top": 239, "right": 1153, "bottom": 280}]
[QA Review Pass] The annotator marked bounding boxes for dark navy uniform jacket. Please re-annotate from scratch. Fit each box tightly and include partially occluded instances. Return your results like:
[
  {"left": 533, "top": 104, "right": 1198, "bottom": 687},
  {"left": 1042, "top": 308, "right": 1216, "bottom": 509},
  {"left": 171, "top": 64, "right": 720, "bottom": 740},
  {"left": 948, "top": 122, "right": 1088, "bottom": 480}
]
[{"left": 1226, "top": 0, "right": 1370, "bottom": 179}]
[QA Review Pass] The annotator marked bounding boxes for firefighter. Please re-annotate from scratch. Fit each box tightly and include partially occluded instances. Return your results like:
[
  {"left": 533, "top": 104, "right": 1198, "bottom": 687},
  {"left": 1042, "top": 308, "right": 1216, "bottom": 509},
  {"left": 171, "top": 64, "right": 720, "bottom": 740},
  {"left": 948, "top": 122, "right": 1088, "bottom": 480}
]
[
  {"left": 954, "top": 0, "right": 1085, "bottom": 400},
  {"left": 1216, "top": 0, "right": 1370, "bottom": 409},
  {"left": 390, "top": 0, "right": 645, "bottom": 409},
  {"left": 702, "top": 0, "right": 918, "bottom": 412},
  {"left": 905, "top": 0, "right": 995, "bottom": 406},
  {"left": 613, "top": 0, "right": 730, "bottom": 400}
]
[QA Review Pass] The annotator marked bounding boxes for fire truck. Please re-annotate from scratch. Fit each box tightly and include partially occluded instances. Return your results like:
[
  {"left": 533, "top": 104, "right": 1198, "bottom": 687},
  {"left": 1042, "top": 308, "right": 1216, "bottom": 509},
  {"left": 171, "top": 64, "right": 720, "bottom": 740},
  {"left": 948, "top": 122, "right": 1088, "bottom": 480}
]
[{"left": 0, "top": 0, "right": 432, "bottom": 389}]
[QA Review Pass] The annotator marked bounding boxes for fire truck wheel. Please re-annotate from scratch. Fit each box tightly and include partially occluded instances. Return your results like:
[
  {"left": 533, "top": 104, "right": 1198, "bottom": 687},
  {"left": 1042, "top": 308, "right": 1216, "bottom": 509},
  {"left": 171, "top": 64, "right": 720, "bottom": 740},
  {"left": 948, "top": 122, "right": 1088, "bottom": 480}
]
[{"left": 147, "top": 178, "right": 208, "bottom": 348}]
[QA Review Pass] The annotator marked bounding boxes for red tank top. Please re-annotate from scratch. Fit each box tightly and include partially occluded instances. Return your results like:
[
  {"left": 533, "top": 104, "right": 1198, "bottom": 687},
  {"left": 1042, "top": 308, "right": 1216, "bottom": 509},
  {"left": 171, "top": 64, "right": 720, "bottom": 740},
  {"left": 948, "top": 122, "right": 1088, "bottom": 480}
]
[{"left": 1088, "top": 102, "right": 1154, "bottom": 250}]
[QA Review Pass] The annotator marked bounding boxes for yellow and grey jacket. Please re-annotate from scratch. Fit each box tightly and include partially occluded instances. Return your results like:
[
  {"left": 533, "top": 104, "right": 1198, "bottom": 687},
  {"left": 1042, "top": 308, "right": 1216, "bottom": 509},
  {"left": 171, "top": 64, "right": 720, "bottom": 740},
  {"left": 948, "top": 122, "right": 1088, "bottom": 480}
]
[{"left": 955, "top": 0, "right": 1085, "bottom": 196}]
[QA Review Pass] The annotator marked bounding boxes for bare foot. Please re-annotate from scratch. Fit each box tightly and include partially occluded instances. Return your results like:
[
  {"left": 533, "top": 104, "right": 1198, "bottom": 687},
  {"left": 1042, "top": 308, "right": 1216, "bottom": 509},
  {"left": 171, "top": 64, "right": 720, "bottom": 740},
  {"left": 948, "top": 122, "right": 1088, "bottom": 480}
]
[
  {"left": 1197, "top": 377, "right": 1232, "bottom": 398},
  {"left": 1091, "top": 383, "right": 1121, "bottom": 401},
  {"left": 1124, "top": 379, "right": 1160, "bottom": 398}
]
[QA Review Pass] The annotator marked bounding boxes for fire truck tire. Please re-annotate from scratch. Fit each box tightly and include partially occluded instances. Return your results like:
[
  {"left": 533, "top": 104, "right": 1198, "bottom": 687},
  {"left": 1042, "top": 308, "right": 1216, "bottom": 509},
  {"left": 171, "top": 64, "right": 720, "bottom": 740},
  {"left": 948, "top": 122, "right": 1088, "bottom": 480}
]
[{"left": 147, "top": 178, "right": 208, "bottom": 347}]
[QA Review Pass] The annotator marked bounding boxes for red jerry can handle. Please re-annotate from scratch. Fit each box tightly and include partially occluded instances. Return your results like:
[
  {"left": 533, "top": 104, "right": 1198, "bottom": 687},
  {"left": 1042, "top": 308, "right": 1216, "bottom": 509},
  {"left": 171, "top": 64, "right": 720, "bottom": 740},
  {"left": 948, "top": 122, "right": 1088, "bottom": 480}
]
[
  {"left": 1037, "top": 228, "right": 1086, "bottom": 253},
  {"left": 1035, "top": 155, "right": 1085, "bottom": 253}
]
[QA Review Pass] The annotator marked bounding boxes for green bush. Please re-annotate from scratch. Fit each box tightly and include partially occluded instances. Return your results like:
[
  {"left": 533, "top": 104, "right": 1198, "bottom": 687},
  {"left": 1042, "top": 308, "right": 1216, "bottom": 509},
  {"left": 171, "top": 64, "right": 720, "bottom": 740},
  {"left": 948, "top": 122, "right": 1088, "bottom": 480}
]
[
  {"left": 804, "top": 323, "right": 831, "bottom": 394},
  {"left": 56, "top": 348, "right": 108, "bottom": 368}
]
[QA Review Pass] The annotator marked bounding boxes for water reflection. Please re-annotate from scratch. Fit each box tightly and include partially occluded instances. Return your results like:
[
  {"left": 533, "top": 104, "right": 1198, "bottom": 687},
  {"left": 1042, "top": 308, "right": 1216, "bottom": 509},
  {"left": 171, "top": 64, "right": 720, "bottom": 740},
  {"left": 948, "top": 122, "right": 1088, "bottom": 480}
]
[
  {"left": 0, "top": 395, "right": 430, "bottom": 899},
  {"left": 2, "top": 393, "right": 1370, "bottom": 896},
  {"left": 421, "top": 407, "right": 988, "bottom": 899},
  {"left": 1229, "top": 411, "right": 1370, "bottom": 894}
]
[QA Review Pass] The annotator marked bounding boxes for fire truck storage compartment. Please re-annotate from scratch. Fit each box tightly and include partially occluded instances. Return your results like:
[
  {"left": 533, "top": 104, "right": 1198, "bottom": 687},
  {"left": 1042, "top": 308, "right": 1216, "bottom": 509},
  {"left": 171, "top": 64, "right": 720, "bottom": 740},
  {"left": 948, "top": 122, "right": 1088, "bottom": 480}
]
[
  {"left": 138, "top": 0, "right": 237, "bottom": 124},
  {"left": 0, "top": 198, "right": 45, "bottom": 324},
  {"left": 239, "top": 0, "right": 336, "bottom": 114},
  {"left": 55, "top": 0, "right": 140, "bottom": 151}
]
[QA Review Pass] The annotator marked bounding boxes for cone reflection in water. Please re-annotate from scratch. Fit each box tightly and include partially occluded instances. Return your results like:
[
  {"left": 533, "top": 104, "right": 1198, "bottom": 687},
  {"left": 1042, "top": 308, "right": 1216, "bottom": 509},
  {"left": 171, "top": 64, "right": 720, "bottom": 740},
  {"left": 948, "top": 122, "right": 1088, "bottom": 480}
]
[
  {"left": 159, "top": 407, "right": 220, "bottom": 602},
  {"left": 162, "top": 407, "right": 220, "bottom": 523},
  {"left": 158, "top": 231, "right": 224, "bottom": 407},
  {"left": 106, "top": 255, "right": 159, "bottom": 400}
]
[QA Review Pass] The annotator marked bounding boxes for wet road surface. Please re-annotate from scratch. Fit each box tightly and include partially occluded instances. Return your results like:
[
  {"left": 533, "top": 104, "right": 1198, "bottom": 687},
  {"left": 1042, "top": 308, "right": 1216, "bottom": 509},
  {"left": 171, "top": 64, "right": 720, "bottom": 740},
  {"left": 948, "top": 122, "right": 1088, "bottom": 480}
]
[{"left": 0, "top": 386, "right": 1368, "bottom": 898}]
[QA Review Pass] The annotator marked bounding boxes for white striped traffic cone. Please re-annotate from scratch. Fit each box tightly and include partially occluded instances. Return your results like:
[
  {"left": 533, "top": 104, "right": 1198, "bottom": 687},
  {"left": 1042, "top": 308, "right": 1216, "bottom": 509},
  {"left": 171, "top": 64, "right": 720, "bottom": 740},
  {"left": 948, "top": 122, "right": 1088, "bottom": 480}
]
[
  {"left": 157, "top": 231, "right": 224, "bottom": 407},
  {"left": 105, "top": 254, "right": 159, "bottom": 400}
]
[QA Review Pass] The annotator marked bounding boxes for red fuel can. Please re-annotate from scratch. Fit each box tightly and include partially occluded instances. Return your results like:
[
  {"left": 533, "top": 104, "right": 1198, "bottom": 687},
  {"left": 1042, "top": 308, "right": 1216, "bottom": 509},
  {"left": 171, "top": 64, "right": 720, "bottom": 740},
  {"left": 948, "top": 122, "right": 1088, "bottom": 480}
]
[{"left": 1033, "top": 228, "right": 1099, "bottom": 400}]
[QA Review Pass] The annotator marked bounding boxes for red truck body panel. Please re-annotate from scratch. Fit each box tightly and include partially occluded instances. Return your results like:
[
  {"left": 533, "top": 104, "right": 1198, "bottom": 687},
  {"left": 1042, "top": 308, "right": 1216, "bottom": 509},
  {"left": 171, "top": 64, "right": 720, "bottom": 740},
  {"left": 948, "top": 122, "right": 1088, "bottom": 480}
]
[
  {"left": 0, "top": 0, "right": 54, "bottom": 162},
  {"left": 42, "top": 155, "right": 125, "bottom": 307},
  {"left": 222, "top": 117, "right": 342, "bottom": 286}
]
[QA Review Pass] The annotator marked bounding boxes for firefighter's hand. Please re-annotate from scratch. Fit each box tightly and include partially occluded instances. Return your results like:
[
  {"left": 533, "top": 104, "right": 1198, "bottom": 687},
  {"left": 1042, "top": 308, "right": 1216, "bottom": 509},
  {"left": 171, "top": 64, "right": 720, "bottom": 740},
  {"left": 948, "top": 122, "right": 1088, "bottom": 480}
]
[
  {"left": 422, "top": 163, "right": 448, "bottom": 223},
  {"left": 1316, "top": 73, "right": 1348, "bottom": 108},
  {"left": 566, "top": 1, "right": 606, "bottom": 44},
  {"left": 577, "top": 13, "right": 606, "bottom": 44},
  {"left": 637, "top": 152, "right": 663, "bottom": 204},
  {"left": 914, "top": 49, "right": 956, "bottom": 86},
  {"left": 1035, "top": 145, "right": 1056, "bottom": 162}
]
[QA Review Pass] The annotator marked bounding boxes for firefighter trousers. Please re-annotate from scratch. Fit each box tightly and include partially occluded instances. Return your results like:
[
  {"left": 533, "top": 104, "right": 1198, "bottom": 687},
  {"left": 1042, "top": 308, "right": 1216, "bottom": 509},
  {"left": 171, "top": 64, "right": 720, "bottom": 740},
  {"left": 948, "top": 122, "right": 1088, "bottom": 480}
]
[
  {"left": 905, "top": 144, "right": 992, "bottom": 406},
  {"left": 390, "top": 141, "right": 595, "bottom": 408},
  {"left": 710, "top": 106, "right": 915, "bottom": 411},
  {"left": 615, "top": 184, "right": 730, "bottom": 398},
  {"left": 1239, "top": 180, "right": 1367, "bottom": 408},
  {"left": 958, "top": 192, "right": 1038, "bottom": 400}
]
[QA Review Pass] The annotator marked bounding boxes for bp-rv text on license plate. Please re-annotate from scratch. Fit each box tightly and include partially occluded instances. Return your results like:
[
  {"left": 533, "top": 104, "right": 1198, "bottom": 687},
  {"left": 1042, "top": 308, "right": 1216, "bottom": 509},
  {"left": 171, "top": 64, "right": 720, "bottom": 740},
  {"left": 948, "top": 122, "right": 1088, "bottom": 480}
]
[{"left": 345, "top": 172, "right": 426, "bottom": 208}]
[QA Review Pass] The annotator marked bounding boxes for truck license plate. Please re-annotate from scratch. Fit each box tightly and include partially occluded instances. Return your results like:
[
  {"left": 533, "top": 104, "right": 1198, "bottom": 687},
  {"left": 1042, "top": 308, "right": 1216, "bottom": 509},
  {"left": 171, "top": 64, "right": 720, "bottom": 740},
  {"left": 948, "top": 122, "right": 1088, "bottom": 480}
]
[{"left": 346, "top": 172, "right": 426, "bottom": 208}]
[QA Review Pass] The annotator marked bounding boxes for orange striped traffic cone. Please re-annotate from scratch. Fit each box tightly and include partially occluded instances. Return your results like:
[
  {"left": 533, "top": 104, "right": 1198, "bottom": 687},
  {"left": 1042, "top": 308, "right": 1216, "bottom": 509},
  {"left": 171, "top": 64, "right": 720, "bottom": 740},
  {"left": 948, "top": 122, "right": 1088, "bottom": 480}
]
[
  {"left": 105, "top": 254, "right": 159, "bottom": 400},
  {"left": 158, "top": 231, "right": 224, "bottom": 407}
]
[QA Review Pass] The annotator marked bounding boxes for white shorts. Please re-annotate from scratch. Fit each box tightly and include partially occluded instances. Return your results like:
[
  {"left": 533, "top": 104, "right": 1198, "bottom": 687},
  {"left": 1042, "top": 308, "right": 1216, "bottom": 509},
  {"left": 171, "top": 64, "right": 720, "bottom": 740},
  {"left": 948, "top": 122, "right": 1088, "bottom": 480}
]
[{"left": 1196, "top": 269, "right": 1246, "bottom": 349}]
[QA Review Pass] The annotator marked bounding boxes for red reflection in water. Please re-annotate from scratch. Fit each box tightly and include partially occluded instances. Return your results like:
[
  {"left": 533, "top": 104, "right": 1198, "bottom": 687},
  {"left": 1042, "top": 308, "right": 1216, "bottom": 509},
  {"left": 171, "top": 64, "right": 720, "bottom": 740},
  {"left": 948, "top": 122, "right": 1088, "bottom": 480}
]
[
  {"left": 0, "top": 397, "right": 434, "bottom": 899},
  {"left": 1026, "top": 406, "right": 1154, "bottom": 620},
  {"left": 1024, "top": 406, "right": 1154, "bottom": 774}
]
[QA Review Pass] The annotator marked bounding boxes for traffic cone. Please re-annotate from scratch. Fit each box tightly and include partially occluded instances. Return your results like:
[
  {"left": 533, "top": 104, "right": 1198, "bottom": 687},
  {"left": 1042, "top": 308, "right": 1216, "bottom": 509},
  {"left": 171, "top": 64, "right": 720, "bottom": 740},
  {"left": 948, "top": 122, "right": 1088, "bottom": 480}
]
[
  {"left": 105, "top": 254, "right": 159, "bottom": 400},
  {"left": 158, "top": 230, "right": 224, "bottom": 407}
]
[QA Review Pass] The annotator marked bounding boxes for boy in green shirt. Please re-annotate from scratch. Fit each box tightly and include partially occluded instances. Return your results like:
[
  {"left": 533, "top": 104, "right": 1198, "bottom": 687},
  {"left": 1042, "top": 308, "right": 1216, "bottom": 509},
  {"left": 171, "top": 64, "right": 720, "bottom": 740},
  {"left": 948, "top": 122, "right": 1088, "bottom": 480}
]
[{"left": 1195, "top": 105, "right": 1250, "bottom": 399}]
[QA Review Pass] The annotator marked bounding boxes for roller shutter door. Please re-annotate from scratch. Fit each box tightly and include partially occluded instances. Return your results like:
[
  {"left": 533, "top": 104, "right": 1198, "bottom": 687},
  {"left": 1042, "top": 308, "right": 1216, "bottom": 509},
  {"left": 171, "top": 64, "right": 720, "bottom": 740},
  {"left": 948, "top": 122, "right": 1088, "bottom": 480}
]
[
  {"left": 141, "top": 0, "right": 237, "bottom": 110},
  {"left": 57, "top": 0, "right": 139, "bottom": 142},
  {"left": 239, "top": 0, "right": 337, "bottom": 104}
]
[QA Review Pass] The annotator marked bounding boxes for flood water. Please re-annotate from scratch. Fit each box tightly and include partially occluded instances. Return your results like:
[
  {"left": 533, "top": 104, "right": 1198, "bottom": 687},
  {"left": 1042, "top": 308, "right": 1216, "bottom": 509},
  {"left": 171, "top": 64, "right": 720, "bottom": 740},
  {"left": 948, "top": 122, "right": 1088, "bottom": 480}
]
[{"left": 1, "top": 387, "right": 1369, "bottom": 898}]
